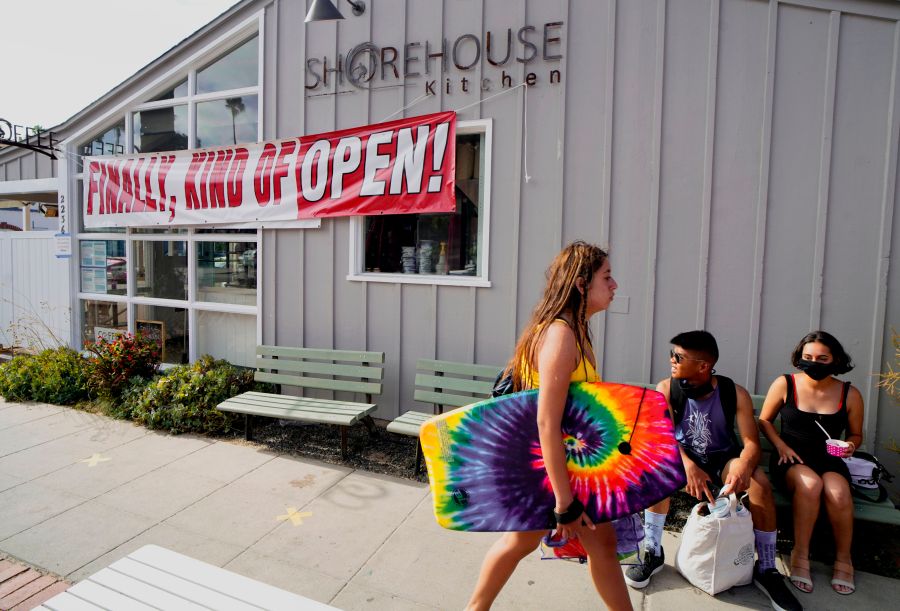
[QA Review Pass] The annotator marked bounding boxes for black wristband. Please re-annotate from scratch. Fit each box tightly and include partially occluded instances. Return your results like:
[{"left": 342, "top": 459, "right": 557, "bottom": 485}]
[{"left": 553, "top": 498, "right": 585, "bottom": 525}]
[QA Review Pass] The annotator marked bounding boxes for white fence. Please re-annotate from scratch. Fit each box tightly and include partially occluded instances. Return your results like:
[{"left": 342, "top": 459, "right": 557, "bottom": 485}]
[{"left": 0, "top": 232, "right": 71, "bottom": 352}]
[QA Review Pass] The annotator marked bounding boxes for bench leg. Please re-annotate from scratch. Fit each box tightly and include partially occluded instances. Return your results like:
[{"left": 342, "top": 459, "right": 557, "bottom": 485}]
[
  {"left": 415, "top": 440, "right": 423, "bottom": 475},
  {"left": 362, "top": 415, "right": 378, "bottom": 436},
  {"left": 245, "top": 414, "right": 253, "bottom": 441},
  {"left": 341, "top": 427, "right": 348, "bottom": 459}
]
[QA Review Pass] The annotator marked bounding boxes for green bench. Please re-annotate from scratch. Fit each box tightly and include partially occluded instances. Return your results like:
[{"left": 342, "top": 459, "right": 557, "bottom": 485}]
[
  {"left": 216, "top": 345, "right": 384, "bottom": 458},
  {"left": 387, "top": 358, "right": 499, "bottom": 472}
]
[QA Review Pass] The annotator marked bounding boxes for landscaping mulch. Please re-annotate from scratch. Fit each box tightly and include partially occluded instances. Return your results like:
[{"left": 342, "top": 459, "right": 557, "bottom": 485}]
[{"left": 235, "top": 417, "right": 900, "bottom": 580}]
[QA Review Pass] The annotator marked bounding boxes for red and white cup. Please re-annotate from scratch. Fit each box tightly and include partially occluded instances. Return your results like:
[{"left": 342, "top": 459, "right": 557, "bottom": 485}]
[{"left": 826, "top": 439, "right": 849, "bottom": 457}]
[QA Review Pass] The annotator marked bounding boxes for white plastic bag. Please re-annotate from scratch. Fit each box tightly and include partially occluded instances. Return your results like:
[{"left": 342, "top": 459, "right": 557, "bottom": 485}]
[{"left": 674, "top": 492, "right": 755, "bottom": 595}]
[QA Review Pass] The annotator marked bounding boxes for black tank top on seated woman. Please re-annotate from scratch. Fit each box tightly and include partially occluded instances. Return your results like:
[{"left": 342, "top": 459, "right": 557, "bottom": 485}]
[{"left": 769, "top": 374, "right": 852, "bottom": 489}]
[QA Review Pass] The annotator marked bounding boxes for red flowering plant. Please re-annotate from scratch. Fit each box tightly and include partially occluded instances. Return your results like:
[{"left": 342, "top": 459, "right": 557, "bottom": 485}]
[{"left": 85, "top": 332, "right": 161, "bottom": 398}]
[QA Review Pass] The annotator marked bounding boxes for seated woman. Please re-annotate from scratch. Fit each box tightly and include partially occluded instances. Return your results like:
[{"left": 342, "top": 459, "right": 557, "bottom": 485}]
[{"left": 758, "top": 331, "right": 863, "bottom": 596}]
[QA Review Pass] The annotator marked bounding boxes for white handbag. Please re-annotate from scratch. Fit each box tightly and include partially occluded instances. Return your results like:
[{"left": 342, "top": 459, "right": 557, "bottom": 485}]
[{"left": 674, "top": 492, "right": 755, "bottom": 595}]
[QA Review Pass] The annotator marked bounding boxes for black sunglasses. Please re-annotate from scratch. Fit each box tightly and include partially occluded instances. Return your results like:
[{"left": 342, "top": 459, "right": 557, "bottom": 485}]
[{"left": 669, "top": 349, "right": 706, "bottom": 364}]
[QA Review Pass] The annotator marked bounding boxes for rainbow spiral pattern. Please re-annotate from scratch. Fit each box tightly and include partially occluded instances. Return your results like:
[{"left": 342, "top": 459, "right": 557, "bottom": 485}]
[{"left": 420, "top": 382, "right": 686, "bottom": 532}]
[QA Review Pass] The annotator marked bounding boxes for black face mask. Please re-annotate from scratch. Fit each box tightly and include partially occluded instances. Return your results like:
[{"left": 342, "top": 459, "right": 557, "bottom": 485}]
[
  {"left": 678, "top": 377, "right": 714, "bottom": 399},
  {"left": 797, "top": 359, "right": 833, "bottom": 381}
]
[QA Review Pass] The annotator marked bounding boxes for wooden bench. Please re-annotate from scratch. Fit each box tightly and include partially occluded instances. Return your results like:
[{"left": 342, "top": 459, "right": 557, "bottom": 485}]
[
  {"left": 387, "top": 358, "right": 499, "bottom": 472},
  {"left": 216, "top": 345, "right": 384, "bottom": 458},
  {"left": 38, "top": 544, "right": 337, "bottom": 610}
]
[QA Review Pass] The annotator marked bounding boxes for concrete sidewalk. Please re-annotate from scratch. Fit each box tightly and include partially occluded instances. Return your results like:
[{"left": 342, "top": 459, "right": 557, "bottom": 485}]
[{"left": 0, "top": 399, "right": 894, "bottom": 610}]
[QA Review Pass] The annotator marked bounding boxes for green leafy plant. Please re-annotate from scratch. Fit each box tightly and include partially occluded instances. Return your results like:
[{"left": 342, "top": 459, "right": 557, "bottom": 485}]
[
  {"left": 0, "top": 347, "right": 90, "bottom": 404},
  {"left": 877, "top": 328, "right": 900, "bottom": 454},
  {"left": 85, "top": 333, "right": 161, "bottom": 399},
  {"left": 124, "top": 355, "right": 269, "bottom": 434}
]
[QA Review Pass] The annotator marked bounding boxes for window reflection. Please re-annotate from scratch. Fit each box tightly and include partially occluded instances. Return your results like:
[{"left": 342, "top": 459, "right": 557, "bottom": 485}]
[
  {"left": 152, "top": 79, "right": 189, "bottom": 101},
  {"left": 197, "top": 242, "right": 257, "bottom": 304},
  {"left": 197, "top": 36, "right": 258, "bottom": 94},
  {"left": 133, "top": 240, "right": 188, "bottom": 300},
  {"left": 133, "top": 105, "right": 188, "bottom": 153},
  {"left": 196, "top": 95, "right": 258, "bottom": 148},
  {"left": 81, "top": 300, "right": 128, "bottom": 346},
  {"left": 78, "top": 121, "right": 125, "bottom": 171}
]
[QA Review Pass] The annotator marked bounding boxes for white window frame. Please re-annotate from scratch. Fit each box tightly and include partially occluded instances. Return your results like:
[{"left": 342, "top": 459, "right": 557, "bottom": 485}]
[
  {"left": 347, "top": 118, "right": 493, "bottom": 287},
  {"left": 66, "top": 11, "right": 266, "bottom": 364}
]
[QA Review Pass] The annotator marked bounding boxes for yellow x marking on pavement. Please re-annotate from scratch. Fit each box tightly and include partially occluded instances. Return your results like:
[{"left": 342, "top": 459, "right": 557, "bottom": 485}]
[
  {"left": 276, "top": 507, "right": 312, "bottom": 526},
  {"left": 80, "top": 453, "right": 111, "bottom": 467}
]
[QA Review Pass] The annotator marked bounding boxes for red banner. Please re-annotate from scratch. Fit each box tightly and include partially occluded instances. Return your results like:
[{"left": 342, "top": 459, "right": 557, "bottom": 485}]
[{"left": 83, "top": 111, "right": 456, "bottom": 228}]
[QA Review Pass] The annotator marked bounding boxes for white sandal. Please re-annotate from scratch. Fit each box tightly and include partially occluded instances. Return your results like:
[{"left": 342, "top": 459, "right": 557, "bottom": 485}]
[{"left": 831, "top": 560, "right": 855, "bottom": 595}]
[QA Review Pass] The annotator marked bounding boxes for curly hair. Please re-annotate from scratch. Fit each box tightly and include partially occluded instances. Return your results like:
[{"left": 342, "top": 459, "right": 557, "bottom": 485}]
[{"left": 503, "top": 241, "right": 608, "bottom": 391}]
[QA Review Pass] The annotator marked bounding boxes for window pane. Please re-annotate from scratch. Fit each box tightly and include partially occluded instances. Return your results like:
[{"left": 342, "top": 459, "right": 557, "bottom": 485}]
[
  {"left": 197, "top": 311, "right": 255, "bottom": 367},
  {"left": 133, "top": 105, "right": 188, "bottom": 153},
  {"left": 196, "top": 95, "right": 258, "bottom": 148},
  {"left": 151, "top": 79, "right": 188, "bottom": 101},
  {"left": 134, "top": 304, "right": 188, "bottom": 364},
  {"left": 81, "top": 300, "right": 127, "bottom": 346},
  {"left": 132, "top": 228, "right": 188, "bottom": 235},
  {"left": 79, "top": 240, "right": 127, "bottom": 295},
  {"left": 364, "top": 133, "right": 482, "bottom": 276},
  {"left": 197, "top": 36, "right": 258, "bottom": 94},
  {"left": 77, "top": 120, "right": 125, "bottom": 171},
  {"left": 195, "top": 228, "right": 256, "bottom": 234},
  {"left": 133, "top": 240, "right": 187, "bottom": 300},
  {"left": 197, "top": 241, "right": 257, "bottom": 304}
]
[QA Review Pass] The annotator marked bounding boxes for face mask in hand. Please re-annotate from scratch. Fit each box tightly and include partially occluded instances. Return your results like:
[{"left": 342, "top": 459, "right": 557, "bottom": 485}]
[
  {"left": 796, "top": 359, "right": 833, "bottom": 381},
  {"left": 678, "top": 377, "right": 714, "bottom": 399}
]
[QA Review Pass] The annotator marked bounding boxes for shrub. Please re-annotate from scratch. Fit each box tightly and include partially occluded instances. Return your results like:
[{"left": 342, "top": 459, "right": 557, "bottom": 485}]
[
  {"left": 125, "top": 355, "right": 269, "bottom": 434},
  {"left": 0, "top": 347, "right": 90, "bottom": 404},
  {"left": 85, "top": 333, "right": 160, "bottom": 399}
]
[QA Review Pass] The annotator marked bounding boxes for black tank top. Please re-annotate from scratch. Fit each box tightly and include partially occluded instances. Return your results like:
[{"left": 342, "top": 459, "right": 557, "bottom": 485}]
[{"left": 779, "top": 374, "right": 849, "bottom": 449}]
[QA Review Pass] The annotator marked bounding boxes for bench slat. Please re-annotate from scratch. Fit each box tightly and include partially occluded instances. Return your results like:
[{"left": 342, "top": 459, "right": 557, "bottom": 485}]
[
  {"left": 87, "top": 566, "right": 211, "bottom": 611},
  {"left": 57, "top": 580, "right": 158, "bottom": 611},
  {"left": 255, "top": 371, "right": 381, "bottom": 394},
  {"left": 256, "top": 356, "right": 384, "bottom": 380},
  {"left": 417, "top": 359, "right": 499, "bottom": 378},
  {"left": 414, "top": 373, "right": 494, "bottom": 395},
  {"left": 387, "top": 411, "right": 432, "bottom": 436},
  {"left": 258, "top": 345, "right": 384, "bottom": 363},
  {"left": 230, "top": 391, "right": 373, "bottom": 411},
  {"left": 414, "top": 389, "right": 482, "bottom": 408},
  {"left": 218, "top": 397, "right": 374, "bottom": 425}
]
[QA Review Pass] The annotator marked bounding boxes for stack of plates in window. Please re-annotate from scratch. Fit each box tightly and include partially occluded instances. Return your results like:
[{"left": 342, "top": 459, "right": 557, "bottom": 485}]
[
  {"left": 418, "top": 241, "right": 435, "bottom": 274},
  {"left": 401, "top": 246, "right": 417, "bottom": 273}
]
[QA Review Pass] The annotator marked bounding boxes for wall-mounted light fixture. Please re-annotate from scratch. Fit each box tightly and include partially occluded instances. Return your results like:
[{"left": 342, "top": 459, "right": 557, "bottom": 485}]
[{"left": 304, "top": 0, "right": 366, "bottom": 23}]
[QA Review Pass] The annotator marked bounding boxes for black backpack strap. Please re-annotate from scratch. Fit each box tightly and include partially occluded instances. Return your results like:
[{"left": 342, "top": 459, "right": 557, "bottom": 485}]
[
  {"left": 851, "top": 483, "right": 888, "bottom": 504},
  {"left": 668, "top": 376, "right": 686, "bottom": 425},
  {"left": 715, "top": 375, "right": 739, "bottom": 446}
]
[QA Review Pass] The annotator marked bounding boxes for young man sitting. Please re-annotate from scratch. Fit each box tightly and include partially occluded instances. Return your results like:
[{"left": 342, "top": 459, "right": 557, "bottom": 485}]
[{"left": 624, "top": 331, "right": 801, "bottom": 611}]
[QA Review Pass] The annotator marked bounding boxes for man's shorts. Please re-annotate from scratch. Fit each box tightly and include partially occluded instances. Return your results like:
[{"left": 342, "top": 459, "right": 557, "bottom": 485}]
[{"left": 683, "top": 447, "right": 742, "bottom": 488}]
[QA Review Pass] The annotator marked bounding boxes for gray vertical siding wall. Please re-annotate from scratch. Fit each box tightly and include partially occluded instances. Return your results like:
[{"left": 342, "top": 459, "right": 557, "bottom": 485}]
[
  {"left": 263, "top": 0, "right": 900, "bottom": 459},
  {"left": 1, "top": 0, "right": 897, "bottom": 462}
]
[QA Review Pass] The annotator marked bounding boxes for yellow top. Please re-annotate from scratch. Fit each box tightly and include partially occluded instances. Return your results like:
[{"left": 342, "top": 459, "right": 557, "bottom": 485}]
[{"left": 522, "top": 319, "right": 601, "bottom": 388}]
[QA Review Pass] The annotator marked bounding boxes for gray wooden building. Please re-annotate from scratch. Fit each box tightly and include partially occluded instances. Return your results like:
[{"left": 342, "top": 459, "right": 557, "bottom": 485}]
[{"left": 1, "top": 0, "right": 899, "bottom": 472}]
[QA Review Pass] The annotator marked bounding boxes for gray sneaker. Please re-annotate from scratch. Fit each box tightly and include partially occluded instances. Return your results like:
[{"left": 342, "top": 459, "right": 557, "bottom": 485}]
[{"left": 624, "top": 546, "right": 665, "bottom": 589}]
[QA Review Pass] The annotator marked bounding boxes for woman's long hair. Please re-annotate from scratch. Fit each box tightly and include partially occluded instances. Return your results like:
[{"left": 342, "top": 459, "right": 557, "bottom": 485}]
[{"left": 504, "top": 241, "right": 608, "bottom": 391}]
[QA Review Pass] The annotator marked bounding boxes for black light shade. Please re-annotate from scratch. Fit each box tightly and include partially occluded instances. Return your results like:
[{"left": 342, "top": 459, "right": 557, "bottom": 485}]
[{"left": 305, "top": 0, "right": 345, "bottom": 23}]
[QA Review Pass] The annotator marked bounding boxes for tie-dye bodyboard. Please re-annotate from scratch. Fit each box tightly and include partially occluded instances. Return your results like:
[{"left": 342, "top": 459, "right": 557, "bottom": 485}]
[{"left": 420, "top": 382, "right": 686, "bottom": 531}]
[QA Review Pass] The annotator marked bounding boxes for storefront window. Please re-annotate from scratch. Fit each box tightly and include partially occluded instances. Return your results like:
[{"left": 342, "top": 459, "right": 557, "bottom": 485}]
[
  {"left": 196, "top": 241, "right": 257, "bottom": 305},
  {"left": 362, "top": 131, "right": 485, "bottom": 278},
  {"left": 81, "top": 300, "right": 127, "bottom": 346},
  {"left": 196, "top": 95, "right": 258, "bottom": 148},
  {"left": 75, "top": 180, "right": 125, "bottom": 234},
  {"left": 133, "top": 240, "right": 188, "bottom": 300},
  {"left": 196, "top": 36, "right": 258, "bottom": 94},
  {"left": 76, "top": 121, "right": 126, "bottom": 172},
  {"left": 152, "top": 79, "right": 189, "bottom": 101},
  {"left": 133, "top": 105, "right": 189, "bottom": 153},
  {"left": 79, "top": 240, "right": 127, "bottom": 295},
  {"left": 197, "top": 311, "right": 255, "bottom": 367},
  {"left": 134, "top": 304, "right": 188, "bottom": 365}
]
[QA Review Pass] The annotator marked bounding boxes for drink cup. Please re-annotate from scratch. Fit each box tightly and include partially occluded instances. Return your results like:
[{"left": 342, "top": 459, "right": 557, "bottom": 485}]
[
  {"left": 826, "top": 439, "right": 849, "bottom": 457},
  {"left": 706, "top": 496, "right": 730, "bottom": 518}
]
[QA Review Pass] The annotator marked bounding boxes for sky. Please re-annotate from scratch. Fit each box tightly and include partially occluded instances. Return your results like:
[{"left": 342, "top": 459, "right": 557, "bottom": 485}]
[{"left": 1, "top": 0, "right": 242, "bottom": 130}]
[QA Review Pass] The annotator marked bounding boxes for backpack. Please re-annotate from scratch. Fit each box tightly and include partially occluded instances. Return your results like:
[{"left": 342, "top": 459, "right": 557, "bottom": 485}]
[
  {"left": 668, "top": 375, "right": 740, "bottom": 449},
  {"left": 843, "top": 451, "right": 894, "bottom": 503}
]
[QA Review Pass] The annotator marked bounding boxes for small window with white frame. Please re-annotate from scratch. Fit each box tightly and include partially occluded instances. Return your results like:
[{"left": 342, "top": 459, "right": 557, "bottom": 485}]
[{"left": 350, "top": 119, "right": 492, "bottom": 286}]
